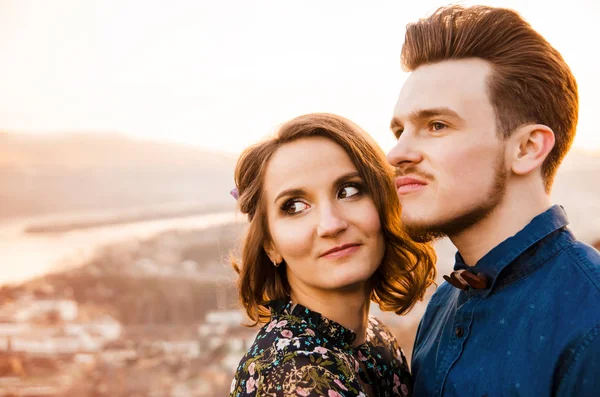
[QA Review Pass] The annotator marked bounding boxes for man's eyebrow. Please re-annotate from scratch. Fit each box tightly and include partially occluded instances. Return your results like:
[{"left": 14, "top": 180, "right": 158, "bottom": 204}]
[
  {"left": 273, "top": 171, "right": 361, "bottom": 204},
  {"left": 390, "top": 117, "right": 402, "bottom": 131},
  {"left": 390, "top": 107, "right": 462, "bottom": 130}
]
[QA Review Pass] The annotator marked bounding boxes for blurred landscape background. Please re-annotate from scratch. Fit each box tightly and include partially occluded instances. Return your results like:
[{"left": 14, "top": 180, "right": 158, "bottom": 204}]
[
  {"left": 1, "top": 1, "right": 599, "bottom": 396},
  {"left": 0, "top": 131, "right": 598, "bottom": 397}
]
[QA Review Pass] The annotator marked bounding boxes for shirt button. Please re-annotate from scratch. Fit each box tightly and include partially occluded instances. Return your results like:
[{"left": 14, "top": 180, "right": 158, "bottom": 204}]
[{"left": 455, "top": 327, "right": 464, "bottom": 337}]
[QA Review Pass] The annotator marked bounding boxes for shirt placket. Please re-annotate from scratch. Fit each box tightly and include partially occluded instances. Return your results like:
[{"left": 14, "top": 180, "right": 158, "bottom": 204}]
[{"left": 435, "top": 292, "right": 481, "bottom": 397}]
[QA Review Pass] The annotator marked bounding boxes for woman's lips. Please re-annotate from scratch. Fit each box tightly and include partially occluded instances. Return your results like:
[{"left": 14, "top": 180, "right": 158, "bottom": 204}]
[{"left": 320, "top": 244, "right": 361, "bottom": 258}]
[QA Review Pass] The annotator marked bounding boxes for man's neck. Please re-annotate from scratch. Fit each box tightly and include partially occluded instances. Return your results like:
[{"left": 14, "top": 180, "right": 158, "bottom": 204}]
[
  {"left": 290, "top": 284, "right": 371, "bottom": 347},
  {"left": 449, "top": 190, "right": 552, "bottom": 266}
]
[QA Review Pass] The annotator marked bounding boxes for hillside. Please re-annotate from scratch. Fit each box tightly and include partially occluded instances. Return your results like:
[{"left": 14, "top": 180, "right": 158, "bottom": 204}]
[
  {"left": 551, "top": 149, "right": 600, "bottom": 243},
  {"left": 0, "top": 132, "right": 237, "bottom": 222}
]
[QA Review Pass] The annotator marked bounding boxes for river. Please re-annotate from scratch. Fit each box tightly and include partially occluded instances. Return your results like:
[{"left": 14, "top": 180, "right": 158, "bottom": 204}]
[{"left": 0, "top": 211, "right": 245, "bottom": 286}]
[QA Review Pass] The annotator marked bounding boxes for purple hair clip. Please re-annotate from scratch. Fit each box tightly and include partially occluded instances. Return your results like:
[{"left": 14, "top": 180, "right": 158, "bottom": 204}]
[{"left": 230, "top": 187, "right": 239, "bottom": 200}]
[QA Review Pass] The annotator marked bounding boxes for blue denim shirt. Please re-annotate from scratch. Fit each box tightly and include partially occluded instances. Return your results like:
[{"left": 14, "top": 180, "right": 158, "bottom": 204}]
[{"left": 412, "top": 205, "right": 600, "bottom": 396}]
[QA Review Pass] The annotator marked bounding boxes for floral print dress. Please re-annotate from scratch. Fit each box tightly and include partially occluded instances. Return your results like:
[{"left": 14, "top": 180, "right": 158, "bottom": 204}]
[{"left": 230, "top": 300, "right": 412, "bottom": 397}]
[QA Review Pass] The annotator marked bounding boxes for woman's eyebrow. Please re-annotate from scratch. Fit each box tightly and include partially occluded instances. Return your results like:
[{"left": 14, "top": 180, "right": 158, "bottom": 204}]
[
  {"left": 334, "top": 171, "right": 361, "bottom": 186},
  {"left": 273, "top": 172, "right": 361, "bottom": 204},
  {"left": 274, "top": 188, "right": 306, "bottom": 204}
]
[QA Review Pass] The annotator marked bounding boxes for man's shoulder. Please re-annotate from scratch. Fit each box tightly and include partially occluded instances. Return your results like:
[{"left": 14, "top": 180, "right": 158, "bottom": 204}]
[
  {"left": 427, "top": 281, "right": 460, "bottom": 307},
  {"left": 416, "top": 282, "right": 460, "bottom": 332},
  {"left": 528, "top": 238, "right": 600, "bottom": 332},
  {"left": 560, "top": 238, "right": 600, "bottom": 292}
]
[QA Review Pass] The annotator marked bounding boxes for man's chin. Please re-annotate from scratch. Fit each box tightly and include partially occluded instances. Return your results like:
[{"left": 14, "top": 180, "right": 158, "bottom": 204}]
[
  {"left": 401, "top": 200, "right": 503, "bottom": 243},
  {"left": 402, "top": 222, "right": 446, "bottom": 243}
]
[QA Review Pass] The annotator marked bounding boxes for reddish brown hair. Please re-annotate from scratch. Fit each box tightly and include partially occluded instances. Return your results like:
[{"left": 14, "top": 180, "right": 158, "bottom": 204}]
[
  {"left": 232, "top": 113, "right": 436, "bottom": 324},
  {"left": 401, "top": 5, "right": 578, "bottom": 191}
]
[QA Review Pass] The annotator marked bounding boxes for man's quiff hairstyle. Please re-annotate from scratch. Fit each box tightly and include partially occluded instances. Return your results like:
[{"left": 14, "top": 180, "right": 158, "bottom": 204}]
[{"left": 401, "top": 5, "right": 578, "bottom": 192}]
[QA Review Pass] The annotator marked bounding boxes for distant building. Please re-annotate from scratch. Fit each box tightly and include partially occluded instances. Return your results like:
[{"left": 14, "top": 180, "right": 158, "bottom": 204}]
[
  {"left": 204, "top": 310, "right": 245, "bottom": 327},
  {"left": 75, "top": 314, "right": 122, "bottom": 342},
  {"left": 100, "top": 348, "right": 138, "bottom": 365},
  {"left": 1, "top": 331, "right": 101, "bottom": 355},
  {"left": 74, "top": 353, "right": 96, "bottom": 365},
  {"left": 198, "top": 323, "right": 226, "bottom": 337},
  {"left": 208, "top": 336, "right": 225, "bottom": 350},
  {"left": 157, "top": 340, "right": 201, "bottom": 359},
  {"left": 222, "top": 352, "right": 243, "bottom": 373},
  {"left": 13, "top": 299, "right": 78, "bottom": 322},
  {"left": 0, "top": 323, "right": 30, "bottom": 336}
]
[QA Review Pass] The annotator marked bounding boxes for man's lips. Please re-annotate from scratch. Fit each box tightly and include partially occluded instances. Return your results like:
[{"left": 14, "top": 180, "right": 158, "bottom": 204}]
[
  {"left": 319, "top": 243, "right": 361, "bottom": 258},
  {"left": 395, "top": 176, "right": 428, "bottom": 194}
]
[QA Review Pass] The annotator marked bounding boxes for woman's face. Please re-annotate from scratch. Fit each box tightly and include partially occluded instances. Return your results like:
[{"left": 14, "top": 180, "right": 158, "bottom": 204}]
[{"left": 263, "top": 136, "right": 385, "bottom": 296}]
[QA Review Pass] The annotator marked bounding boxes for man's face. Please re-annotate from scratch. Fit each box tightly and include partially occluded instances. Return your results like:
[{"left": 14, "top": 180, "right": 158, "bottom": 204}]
[{"left": 387, "top": 58, "right": 508, "bottom": 242}]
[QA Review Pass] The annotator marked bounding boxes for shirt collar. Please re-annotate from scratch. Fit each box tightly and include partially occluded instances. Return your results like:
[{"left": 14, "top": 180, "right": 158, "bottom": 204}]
[
  {"left": 453, "top": 205, "right": 570, "bottom": 296},
  {"left": 268, "top": 299, "right": 357, "bottom": 345}
]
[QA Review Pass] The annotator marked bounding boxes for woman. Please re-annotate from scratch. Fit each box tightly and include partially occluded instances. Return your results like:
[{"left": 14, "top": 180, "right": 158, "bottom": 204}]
[{"left": 229, "top": 113, "right": 436, "bottom": 397}]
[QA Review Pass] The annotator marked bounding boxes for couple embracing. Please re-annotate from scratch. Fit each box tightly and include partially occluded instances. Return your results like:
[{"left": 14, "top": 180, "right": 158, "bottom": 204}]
[{"left": 228, "top": 5, "right": 600, "bottom": 397}]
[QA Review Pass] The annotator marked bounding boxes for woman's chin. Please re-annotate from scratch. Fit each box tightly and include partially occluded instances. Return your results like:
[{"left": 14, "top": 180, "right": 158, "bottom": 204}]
[{"left": 319, "top": 273, "right": 374, "bottom": 293}]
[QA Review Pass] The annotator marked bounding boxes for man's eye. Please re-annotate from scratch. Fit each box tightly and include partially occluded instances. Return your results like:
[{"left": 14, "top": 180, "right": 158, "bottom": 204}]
[
  {"left": 339, "top": 184, "right": 361, "bottom": 199},
  {"left": 431, "top": 122, "right": 446, "bottom": 131},
  {"left": 282, "top": 200, "right": 309, "bottom": 215}
]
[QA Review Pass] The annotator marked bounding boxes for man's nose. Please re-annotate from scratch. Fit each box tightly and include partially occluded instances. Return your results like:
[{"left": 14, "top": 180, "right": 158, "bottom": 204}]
[{"left": 387, "top": 130, "right": 423, "bottom": 168}]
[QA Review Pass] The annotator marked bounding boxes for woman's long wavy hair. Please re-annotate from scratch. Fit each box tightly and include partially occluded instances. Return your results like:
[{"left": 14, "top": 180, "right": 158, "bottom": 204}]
[{"left": 232, "top": 113, "right": 436, "bottom": 324}]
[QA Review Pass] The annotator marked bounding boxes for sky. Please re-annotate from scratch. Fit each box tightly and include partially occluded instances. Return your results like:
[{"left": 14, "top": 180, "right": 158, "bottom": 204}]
[{"left": 0, "top": 0, "right": 598, "bottom": 154}]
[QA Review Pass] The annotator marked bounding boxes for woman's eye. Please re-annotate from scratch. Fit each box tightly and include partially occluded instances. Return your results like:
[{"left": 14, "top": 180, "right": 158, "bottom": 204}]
[
  {"left": 339, "top": 185, "right": 360, "bottom": 199},
  {"left": 283, "top": 200, "right": 309, "bottom": 215},
  {"left": 431, "top": 122, "right": 446, "bottom": 131}
]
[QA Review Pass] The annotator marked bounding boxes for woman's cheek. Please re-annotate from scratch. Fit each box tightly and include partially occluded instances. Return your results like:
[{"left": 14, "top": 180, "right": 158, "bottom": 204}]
[{"left": 271, "top": 220, "right": 314, "bottom": 262}]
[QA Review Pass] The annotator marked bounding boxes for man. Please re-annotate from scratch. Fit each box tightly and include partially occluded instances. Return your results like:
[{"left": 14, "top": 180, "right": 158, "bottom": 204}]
[{"left": 387, "top": 5, "right": 600, "bottom": 397}]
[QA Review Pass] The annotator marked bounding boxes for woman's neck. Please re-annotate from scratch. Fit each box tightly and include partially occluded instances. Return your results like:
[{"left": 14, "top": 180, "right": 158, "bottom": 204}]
[{"left": 290, "top": 285, "right": 371, "bottom": 347}]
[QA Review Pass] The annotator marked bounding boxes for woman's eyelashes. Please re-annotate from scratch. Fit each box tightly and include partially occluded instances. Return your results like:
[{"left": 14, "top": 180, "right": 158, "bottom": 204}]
[
  {"left": 279, "top": 182, "right": 365, "bottom": 216},
  {"left": 281, "top": 200, "right": 310, "bottom": 215},
  {"left": 337, "top": 182, "right": 363, "bottom": 199}
]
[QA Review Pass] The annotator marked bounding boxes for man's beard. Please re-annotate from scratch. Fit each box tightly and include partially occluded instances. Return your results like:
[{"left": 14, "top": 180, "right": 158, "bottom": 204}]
[{"left": 402, "top": 154, "right": 508, "bottom": 243}]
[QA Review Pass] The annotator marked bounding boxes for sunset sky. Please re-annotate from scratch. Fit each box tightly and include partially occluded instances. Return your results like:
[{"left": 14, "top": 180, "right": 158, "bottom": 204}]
[{"left": 0, "top": 0, "right": 598, "bottom": 154}]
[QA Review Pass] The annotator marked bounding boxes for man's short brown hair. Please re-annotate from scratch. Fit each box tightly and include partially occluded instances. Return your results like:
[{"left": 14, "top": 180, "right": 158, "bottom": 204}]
[{"left": 401, "top": 5, "right": 578, "bottom": 191}]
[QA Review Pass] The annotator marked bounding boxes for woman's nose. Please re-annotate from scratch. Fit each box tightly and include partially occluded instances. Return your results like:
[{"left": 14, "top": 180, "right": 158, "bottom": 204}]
[{"left": 316, "top": 204, "right": 348, "bottom": 238}]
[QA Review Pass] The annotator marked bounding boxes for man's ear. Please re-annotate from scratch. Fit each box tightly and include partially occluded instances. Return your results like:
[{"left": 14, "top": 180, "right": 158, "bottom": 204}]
[
  {"left": 508, "top": 124, "right": 555, "bottom": 176},
  {"left": 263, "top": 240, "right": 282, "bottom": 264}
]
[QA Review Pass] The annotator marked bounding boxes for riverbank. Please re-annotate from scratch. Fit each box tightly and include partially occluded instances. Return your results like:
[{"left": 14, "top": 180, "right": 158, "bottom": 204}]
[{"left": 0, "top": 210, "right": 244, "bottom": 287}]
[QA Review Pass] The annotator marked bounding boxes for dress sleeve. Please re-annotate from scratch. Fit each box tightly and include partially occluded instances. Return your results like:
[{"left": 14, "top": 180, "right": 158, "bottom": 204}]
[
  {"left": 556, "top": 324, "right": 600, "bottom": 397},
  {"left": 255, "top": 351, "right": 362, "bottom": 397},
  {"left": 229, "top": 358, "right": 259, "bottom": 397}
]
